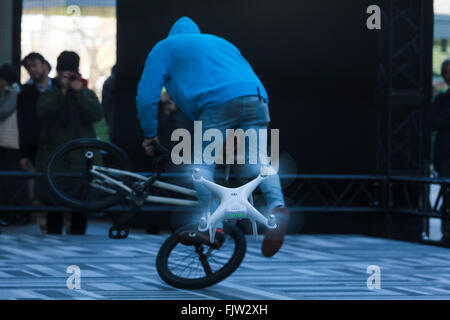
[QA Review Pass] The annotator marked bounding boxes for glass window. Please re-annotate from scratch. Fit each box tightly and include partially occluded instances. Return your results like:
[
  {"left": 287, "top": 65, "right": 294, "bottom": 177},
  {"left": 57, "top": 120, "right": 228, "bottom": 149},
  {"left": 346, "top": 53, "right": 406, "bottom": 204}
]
[
  {"left": 21, "top": 0, "right": 117, "bottom": 140},
  {"left": 21, "top": 0, "right": 116, "bottom": 98}
]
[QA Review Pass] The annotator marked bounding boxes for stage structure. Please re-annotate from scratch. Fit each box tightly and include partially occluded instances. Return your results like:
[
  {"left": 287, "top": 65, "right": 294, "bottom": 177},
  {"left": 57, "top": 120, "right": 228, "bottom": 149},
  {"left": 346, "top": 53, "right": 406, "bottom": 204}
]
[
  {"left": 114, "top": 0, "right": 436, "bottom": 241},
  {"left": 376, "top": 0, "right": 433, "bottom": 176},
  {"left": 0, "top": 0, "right": 442, "bottom": 244}
]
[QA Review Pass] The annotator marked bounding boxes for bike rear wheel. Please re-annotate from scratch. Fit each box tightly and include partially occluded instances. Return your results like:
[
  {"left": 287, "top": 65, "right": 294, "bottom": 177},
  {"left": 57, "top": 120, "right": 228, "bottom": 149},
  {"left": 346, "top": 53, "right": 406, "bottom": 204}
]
[
  {"left": 45, "top": 138, "right": 133, "bottom": 211},
  {"left": 156, "top": 222, "right": 246, "bottom": 289}
]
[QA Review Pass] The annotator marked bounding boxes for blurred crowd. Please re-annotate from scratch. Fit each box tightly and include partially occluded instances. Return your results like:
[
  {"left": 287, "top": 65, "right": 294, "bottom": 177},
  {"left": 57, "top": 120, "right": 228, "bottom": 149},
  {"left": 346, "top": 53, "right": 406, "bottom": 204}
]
[
  {"left": 0, "top": 50, "right": 189, "bottom": 235},
  {"left": 0, "top": 51, "right": 110, "bottom": 234}
]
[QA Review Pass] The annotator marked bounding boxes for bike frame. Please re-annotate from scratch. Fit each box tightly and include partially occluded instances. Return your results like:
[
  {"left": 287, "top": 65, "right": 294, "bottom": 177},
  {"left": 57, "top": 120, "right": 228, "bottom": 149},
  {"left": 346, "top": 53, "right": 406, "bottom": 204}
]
[
  {"left": 87, "top": 163, "right": 278, "bottom": 243},
  {"left": 89, "top": 165, "right": 199, "bottom": 207}
]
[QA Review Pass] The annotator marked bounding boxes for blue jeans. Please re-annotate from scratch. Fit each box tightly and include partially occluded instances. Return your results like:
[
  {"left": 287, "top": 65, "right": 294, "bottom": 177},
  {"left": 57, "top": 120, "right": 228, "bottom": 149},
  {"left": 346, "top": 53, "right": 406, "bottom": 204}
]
[{"left": 192, "top": 95, "right": 285, "bottom": 220}]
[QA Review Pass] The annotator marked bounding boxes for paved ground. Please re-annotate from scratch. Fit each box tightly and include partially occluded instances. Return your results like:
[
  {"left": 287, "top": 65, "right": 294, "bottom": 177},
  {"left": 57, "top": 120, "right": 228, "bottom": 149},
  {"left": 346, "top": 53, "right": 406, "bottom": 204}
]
[{"left": 0, "top": 220, "right": 449, "bottom": 300}]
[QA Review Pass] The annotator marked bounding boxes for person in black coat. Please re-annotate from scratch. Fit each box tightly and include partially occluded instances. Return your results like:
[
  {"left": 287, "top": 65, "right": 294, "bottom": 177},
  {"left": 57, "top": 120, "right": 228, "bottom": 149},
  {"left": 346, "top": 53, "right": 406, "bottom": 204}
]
[
  {"left": 17, "top": 52, "right": 54, "bottom": 170},
  {"left": 16, "top": 53, "right": 60, "bottom": 233},
  {"left": 0, "top": 64, "right": 23, "bottom": 225},
  {"left": 430, "top": 59, "right": 450, "bottom": 242}
]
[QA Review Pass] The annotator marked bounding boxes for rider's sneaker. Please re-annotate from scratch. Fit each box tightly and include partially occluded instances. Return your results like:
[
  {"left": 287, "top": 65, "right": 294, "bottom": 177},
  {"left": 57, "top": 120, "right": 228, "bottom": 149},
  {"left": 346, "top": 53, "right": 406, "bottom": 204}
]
[
  {"left": 177, "top": 228, "right": 225, "bottom": 249},
  {"left": 262, "top": 206, "right": 291, "bottom": 257}
]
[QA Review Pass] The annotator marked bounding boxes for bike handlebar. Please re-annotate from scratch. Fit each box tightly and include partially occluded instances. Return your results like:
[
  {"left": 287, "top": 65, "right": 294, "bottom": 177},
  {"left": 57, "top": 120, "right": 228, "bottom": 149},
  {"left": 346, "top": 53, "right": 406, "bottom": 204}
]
[{"left": 148, "top": 141, "right": 171, "bottom": 176}]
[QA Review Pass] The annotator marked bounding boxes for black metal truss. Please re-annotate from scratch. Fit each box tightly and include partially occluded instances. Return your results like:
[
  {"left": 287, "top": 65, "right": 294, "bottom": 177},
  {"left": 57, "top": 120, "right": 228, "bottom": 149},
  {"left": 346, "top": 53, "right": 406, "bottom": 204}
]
[
  {"left": 1, "top": 171, "right": 448, "bottom": 218},
  {"left": 376, "top": 0, "right": 428, "bottom": 175},
  {"left": 377, "top": 107, "right": 424, "bottom": 175},
  {"left": 1, "top": 170, "right": 449, "bottom": 245},
  {"left": 377, "top": 0, "right": 425, "bottom": 93},
  {"left": 389, "top": 176, "right": 450, "bottom": 218},
  {"left": 282, "top": 175, "right": 383, "bottom": 212}
]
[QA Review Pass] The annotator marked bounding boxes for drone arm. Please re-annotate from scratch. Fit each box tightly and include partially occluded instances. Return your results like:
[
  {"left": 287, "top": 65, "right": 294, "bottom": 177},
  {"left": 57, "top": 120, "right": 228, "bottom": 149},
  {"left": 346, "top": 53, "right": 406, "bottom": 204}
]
[
  {"left": 194, "top": 176, "right": 227, "bottom": 198},
  {"left": 245, "top": 202, "right": 269, "bottom": 225},
  {"left": 241, "top": 175, "right": 266, "bottom": 198}
]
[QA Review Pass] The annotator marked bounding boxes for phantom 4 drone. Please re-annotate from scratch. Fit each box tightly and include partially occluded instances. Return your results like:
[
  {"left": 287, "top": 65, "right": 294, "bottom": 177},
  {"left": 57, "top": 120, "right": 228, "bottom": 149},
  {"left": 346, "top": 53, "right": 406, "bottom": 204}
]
[{"left": 193, "top": 166, "right": 278, "bottom": 243}]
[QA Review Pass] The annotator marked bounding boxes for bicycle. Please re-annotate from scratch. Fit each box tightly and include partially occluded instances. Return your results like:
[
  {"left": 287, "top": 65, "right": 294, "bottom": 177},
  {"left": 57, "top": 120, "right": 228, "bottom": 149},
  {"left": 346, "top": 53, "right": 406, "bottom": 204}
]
[{"left": 44, "top": 138, "right": 277, "bottom": 288}]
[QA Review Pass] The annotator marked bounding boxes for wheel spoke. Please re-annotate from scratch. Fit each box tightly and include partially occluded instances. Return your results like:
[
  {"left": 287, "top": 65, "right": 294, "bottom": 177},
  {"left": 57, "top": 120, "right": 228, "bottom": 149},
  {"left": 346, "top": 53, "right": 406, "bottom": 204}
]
[
  {"left": 166, "top": 235, "right": 237, "bottom": 279},
  {"left": 200, "top": 259, "right": 213, "bottom": 276},
  {"left": 195, "top": 244, "right": 213, "bottom": 276},
  {"left": 79, "top": 180, "right": 91, "bottom": 200},
  {"left": 169, "top": 247, "right": 198, "bottom": 276}
]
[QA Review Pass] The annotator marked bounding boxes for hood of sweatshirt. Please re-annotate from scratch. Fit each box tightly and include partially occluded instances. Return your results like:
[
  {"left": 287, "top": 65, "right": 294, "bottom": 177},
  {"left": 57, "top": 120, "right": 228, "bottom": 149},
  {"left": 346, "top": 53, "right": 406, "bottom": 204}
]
[{"left": 168, "top": 17, "right": 201, "bottom": 37}]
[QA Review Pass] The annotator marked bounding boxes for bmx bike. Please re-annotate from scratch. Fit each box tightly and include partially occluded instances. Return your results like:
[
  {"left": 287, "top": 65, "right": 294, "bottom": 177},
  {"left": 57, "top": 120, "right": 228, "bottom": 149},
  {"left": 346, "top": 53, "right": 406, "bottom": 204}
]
[{"left": 44, "top": 138, "right": 277, "bottom": 288}]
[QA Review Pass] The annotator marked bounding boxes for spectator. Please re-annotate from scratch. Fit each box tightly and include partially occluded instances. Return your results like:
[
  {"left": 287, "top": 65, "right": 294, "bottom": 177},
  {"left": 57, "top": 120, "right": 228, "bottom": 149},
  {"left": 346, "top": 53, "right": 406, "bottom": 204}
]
[
  {"left": 0, "top": 64, "right": 22, "bottom": 224},
  {"left": 17, "top": 52, "right": 54, "bottom": 172},
  {"left": 430, "top": 58, "right": 450, "bottom": 242},
  {"left": 101, "top": 65, "right": 116, "bottom": 141},
  {"left": 34, "top": 51, "right": 102, "bottom": 234}
]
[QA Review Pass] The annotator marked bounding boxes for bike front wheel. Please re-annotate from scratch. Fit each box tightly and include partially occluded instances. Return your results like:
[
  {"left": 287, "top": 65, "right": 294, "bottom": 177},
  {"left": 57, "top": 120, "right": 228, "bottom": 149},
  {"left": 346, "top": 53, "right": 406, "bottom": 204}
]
[{"left": 156, "top": 222, "right": 247, "bottom": 289}]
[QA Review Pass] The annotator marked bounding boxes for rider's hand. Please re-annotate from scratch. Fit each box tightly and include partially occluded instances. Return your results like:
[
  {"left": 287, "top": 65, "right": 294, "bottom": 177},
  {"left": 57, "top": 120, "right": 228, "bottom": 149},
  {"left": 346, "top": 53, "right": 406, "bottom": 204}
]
[
  {"left": 142, "top": 136, "right": 159, "bottom": 157},
  {"left": 160, "top": 91, "right": 177, "bottom": 115}
]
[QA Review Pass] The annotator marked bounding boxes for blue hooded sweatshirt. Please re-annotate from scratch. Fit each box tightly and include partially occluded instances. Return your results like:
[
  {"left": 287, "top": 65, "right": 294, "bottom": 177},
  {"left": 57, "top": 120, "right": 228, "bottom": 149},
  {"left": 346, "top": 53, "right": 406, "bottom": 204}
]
[{"left": 136, "top": 17, "right": 268, "bottom": 138}]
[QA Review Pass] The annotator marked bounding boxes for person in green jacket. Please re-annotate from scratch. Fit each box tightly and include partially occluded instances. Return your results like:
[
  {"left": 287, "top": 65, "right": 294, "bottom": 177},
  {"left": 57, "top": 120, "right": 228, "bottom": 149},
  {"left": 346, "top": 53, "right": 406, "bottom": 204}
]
[{"left": 35, "top": 51, "right": 102, "bottom": 234}]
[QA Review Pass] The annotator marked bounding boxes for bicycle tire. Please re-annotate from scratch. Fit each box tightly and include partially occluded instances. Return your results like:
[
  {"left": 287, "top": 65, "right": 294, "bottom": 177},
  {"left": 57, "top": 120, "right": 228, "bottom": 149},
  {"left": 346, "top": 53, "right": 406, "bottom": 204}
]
[
  {"left": 156, "top": 222, "right": 246, "bottom": 289},
  {"left": 45, "top": 138, "right": 133, "bottom": 211}
]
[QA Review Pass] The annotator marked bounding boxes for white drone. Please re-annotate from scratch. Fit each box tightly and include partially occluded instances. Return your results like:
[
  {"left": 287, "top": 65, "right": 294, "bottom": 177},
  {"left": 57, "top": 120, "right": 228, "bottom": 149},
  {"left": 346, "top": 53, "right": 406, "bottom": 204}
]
[{"left": 193, "top": 166, "right": 278, "bottom": 243}]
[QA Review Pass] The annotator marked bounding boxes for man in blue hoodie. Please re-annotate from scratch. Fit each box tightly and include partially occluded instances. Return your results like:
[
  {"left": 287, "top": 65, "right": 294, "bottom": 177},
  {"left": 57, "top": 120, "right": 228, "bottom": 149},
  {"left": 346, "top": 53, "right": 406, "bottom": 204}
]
[{"left": 136, "top": 17, "right": 293, "bottom": 257}]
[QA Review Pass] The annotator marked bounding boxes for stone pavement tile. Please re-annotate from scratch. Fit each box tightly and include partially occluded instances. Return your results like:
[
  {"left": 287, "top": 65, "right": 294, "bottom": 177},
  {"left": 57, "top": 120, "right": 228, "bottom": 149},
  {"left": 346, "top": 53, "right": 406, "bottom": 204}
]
[{"left": 1, "top": 222, "right": 450, "bottom": 300}]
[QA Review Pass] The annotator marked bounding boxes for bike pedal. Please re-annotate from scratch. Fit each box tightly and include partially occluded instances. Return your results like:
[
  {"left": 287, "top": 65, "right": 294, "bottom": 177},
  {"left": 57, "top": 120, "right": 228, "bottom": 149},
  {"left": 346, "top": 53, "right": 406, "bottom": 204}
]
[{"left": 109, "top": 226, "right": 129, "bottom": 239}]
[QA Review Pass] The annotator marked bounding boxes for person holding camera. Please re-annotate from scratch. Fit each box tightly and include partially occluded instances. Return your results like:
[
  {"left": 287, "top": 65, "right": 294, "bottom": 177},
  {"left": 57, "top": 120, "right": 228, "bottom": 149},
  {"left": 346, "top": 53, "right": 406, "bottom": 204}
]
[{"left": 34, "top": 51, "right": 102, "bottom": 234}]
